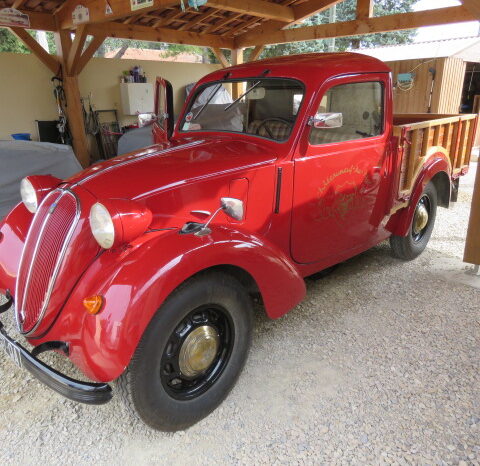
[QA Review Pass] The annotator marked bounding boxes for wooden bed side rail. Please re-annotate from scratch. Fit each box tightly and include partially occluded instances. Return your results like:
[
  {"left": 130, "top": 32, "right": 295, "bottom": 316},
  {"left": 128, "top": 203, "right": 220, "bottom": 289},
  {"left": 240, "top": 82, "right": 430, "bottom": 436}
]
[{"left": 393, "top": 114, "right": 478, "bottom": 197}]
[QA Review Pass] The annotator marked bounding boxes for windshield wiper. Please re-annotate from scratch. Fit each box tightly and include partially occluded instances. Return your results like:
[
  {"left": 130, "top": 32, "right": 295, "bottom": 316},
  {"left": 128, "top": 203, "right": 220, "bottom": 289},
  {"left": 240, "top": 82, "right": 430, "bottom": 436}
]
[
  {"left": 224, "top": 81, "right": 261, "bottom": 112},
  {"left": 192, "top": 83, "right": 223, "bottom": 121}
]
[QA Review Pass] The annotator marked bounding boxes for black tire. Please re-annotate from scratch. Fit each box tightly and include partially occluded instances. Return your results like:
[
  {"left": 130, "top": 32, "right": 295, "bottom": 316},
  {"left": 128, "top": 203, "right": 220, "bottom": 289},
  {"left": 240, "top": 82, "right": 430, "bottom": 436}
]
[
  {"left": 389, "top": 182, "right": 438, "bottom": 261},
  {"left": 117, "top": 272, "right": 253, "bottom": 431}
]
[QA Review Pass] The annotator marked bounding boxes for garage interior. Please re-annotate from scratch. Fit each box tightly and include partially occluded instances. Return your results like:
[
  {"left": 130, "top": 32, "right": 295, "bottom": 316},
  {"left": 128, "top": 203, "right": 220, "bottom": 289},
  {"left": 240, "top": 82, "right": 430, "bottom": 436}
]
[{"left": 0, "top": 0, "right": 480, "bottom": 463}]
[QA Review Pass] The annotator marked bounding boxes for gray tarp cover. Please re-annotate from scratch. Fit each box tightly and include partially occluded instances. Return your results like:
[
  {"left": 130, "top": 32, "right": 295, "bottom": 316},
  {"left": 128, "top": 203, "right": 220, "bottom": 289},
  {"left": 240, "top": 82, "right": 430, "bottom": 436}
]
[{"left": 0, "top": 141, "right": 82, "bottom": 219}]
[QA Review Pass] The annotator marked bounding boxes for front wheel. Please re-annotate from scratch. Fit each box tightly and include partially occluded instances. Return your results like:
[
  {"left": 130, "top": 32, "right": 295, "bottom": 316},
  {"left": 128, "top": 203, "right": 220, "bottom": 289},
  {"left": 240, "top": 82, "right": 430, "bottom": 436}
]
[
  {"left": 390, "top": 182, "right": 438, "bottom": 261},
  {"left": 117, "top": 272, "right": 253, "bottom": 431}
]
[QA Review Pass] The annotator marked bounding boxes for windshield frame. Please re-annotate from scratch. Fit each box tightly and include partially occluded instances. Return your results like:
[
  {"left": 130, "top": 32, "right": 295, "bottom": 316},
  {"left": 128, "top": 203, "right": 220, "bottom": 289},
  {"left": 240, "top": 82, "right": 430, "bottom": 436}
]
[{"left": 177, "top": 77, "right": 306, "bottom": 144}]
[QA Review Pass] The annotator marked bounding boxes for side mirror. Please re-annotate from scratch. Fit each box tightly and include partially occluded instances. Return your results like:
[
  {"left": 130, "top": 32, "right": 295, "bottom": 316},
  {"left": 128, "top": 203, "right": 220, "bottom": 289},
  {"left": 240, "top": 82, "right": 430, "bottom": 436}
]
[
  {"left": 220, "top": 197, "right": 244, "bottom": 221},
  {"left": 308, "top": 112, "right": 343, "bottom": 129},
  {"left": 138, "top": 112, "right": 157, "bottom": 127}
]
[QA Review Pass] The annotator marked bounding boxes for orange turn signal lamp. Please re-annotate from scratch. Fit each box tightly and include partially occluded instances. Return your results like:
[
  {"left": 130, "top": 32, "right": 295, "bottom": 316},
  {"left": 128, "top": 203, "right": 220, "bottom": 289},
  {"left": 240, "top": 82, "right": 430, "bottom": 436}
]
[{"left": 83, "top": 295, "right": 104, "bottom": 315}]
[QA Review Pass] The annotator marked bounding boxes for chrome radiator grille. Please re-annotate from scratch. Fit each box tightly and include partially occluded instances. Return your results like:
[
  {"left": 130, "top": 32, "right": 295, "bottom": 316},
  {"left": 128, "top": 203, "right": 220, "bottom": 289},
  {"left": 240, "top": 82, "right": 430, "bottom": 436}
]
[{"left": 15, "top": 189, "right": 79, "bottom": 335}]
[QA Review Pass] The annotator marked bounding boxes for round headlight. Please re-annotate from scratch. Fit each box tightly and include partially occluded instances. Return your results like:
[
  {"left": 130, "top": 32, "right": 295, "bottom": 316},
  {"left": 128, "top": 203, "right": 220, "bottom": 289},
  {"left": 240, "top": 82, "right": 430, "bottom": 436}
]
[
  {"left": 20, "top": 178, "right": 38, "bottom": 213},
  {"left": 89, "top": 203, "right": 115, "bottom": 249}
]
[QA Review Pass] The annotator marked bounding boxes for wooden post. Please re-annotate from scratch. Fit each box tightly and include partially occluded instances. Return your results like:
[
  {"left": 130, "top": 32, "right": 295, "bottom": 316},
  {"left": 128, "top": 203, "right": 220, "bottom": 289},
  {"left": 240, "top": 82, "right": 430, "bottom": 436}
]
[
  {"left": 231, "top": 48, "right": 244, "bottom": 99},
  {"left": 464, "top": 162, "right": 480, "bottom": 266},
  {"left": 55, "top": 29, "right": 90, "bottom": 168}
]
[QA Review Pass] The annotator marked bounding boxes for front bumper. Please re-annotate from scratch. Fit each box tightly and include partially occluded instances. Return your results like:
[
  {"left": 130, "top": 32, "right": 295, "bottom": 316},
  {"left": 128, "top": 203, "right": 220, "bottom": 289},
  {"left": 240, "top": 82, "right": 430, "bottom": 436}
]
[{"left": 0, "top": 294, "right": 112, "bottom": 405}]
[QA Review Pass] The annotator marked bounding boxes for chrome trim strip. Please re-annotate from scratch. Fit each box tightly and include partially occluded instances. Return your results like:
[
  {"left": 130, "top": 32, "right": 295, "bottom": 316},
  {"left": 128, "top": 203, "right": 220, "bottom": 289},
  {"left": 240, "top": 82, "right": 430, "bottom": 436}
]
[
  {"left": 15, "top": 190, "right": 60, "bottom": 333},
  {"left": 17, "top": 189, "right": 80, "bottom": 336}
]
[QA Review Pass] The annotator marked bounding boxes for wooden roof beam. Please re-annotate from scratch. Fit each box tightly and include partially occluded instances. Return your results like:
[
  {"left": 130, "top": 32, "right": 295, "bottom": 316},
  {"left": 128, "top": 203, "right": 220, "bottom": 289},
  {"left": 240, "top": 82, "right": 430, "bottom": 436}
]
[
  {"left": 87, "top": 21, "right": 234, "bottom": 48},
  {"left": 66, "top": 24, "right": 89, "bottom": 75},
  {"left": 6, "top": 10, "right": 57, "bottom": 31},
  {"left": 72, "top": 33, "right": 106, "bottom": 74},
  {"left": 56, "top": 0, "right": 178, "bottom": 29},
  {"left": 235, "top": 5, "right": 477, "bottom": 47},
  {"left": 356, "top": 0, "right": 373, "bottom": 20},
  {"left": 229, "top": 0, "right": 341, "bottom": 39},
  {"left": 9, "top": 27, "right": 60, "bottom": 73},
  {"left": 206, "top": 0, "right": 295, "bottom": 22},
  {"left": 461, "top": 0, "right": 480, "bottom": 19}
]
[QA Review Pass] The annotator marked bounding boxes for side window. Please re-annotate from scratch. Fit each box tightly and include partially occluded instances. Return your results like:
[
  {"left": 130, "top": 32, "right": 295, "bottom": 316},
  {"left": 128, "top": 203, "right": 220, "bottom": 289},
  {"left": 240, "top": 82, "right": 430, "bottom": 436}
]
[{"left": 309, "top": 81, "right": 384, "bottom": 145}]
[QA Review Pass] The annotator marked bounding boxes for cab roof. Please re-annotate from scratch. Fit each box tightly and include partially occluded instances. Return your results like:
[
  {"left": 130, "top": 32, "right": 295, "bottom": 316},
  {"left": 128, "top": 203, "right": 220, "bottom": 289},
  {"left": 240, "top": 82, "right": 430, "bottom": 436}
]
[{"left": 200, "top": 52, "right": 391, "bottom": 87}]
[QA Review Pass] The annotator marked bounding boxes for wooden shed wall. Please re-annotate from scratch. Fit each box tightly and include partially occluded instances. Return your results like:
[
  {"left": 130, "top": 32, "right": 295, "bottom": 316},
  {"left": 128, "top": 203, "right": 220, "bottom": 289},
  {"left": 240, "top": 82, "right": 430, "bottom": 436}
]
[{"left": 385, "top": 57, "right": 466, "bottom": 114}]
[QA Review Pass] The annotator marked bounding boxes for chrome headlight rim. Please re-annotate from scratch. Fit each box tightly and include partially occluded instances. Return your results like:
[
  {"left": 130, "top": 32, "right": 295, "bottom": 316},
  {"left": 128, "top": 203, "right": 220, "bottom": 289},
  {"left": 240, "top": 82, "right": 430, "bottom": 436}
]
[
  {"left": 89, "top": 202, "right": 115, "bottom": 249},
  {"left": 20, "top": 177, "right": 38, "bottom": 214}
]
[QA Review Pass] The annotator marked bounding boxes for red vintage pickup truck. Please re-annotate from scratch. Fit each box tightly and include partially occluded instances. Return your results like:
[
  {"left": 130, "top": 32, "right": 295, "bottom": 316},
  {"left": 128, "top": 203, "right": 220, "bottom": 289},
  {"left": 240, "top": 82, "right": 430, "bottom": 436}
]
[{"left": 0, "top": 53, "right": 476, "bottom": 431}]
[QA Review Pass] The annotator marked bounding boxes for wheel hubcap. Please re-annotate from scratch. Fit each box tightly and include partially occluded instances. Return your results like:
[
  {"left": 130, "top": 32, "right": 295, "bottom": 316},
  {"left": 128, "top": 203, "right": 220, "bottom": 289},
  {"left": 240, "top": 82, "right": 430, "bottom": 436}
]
[
  {"left": 179, "top": 325, "right": 220, "bottom": 377},
  {"left": 413, "top": 203, "right": 428, "bottom": 235},
  {"left": 160, "top": 305, "right": 233, "bottom": 400},
  {"left": 413, "top": 203, "right": 429, "bottom": 235}
]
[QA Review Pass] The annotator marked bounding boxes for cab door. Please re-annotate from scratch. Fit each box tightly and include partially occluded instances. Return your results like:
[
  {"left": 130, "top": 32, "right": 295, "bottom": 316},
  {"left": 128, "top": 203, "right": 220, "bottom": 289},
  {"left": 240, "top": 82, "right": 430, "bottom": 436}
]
[
  {"left": 152, "top": 77, "right": 174, "bottom": 143},
  {"left": 291, "top": 73, "right": 391, "bottom": 264}
]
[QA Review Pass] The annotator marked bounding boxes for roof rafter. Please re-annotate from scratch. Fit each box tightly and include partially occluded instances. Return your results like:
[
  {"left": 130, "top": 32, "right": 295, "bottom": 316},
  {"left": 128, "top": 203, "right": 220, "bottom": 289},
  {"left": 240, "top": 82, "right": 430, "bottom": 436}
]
[
  {"left": 235, "top": 5, "right": 477, "bottom": 48},
  {"left": 87, "top": 21, "right": 234, "bottom": 48},
  {"left": 461, "top": 0, "right": 480, "bottom": 19}
]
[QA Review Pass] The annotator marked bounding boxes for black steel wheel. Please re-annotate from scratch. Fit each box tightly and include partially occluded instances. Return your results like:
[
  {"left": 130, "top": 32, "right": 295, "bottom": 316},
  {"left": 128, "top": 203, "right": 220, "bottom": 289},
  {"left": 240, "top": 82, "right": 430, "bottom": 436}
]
[
  {"left": 117, "top": 271, "right": 253, "bottom": 431},
  {"left": 160, "top": 305, "right": 233, "bottom": 401},
  {"left": 390, "top": 182, "right": 438, "bottom": 261}
]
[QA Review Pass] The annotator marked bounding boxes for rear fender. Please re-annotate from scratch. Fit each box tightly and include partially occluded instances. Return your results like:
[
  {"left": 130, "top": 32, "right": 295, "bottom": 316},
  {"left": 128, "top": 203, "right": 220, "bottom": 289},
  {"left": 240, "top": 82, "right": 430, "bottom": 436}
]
[
  {"left": 40, "top": 226, "right": 306, "bottom": 382},
  {"left": 388, "top": 150, "right": 451, "bottom": 237}
]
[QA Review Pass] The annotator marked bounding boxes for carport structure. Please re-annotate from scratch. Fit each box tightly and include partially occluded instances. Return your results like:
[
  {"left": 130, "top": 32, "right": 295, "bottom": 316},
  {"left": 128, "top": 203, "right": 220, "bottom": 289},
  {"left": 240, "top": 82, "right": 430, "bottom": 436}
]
[{"left": 1, "top": 0, "right": 480, "bottom": 266}]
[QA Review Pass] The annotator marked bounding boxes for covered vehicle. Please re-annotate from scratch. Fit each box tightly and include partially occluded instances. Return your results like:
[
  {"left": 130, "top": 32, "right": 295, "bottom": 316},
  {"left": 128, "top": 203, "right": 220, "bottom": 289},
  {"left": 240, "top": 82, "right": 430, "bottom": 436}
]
[
  {"left": 0, "top": 53, "right": 477, "bottom": 431},
  {"left": 0, "top": 141, "right": 81, "bottom": 218}
]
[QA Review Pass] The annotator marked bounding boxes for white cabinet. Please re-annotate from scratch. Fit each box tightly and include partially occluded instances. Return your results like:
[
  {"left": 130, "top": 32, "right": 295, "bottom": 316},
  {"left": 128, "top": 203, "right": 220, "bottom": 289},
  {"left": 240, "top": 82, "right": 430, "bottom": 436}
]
[{"left": 120, "top": 83, "right": 154, "bottom": 115}]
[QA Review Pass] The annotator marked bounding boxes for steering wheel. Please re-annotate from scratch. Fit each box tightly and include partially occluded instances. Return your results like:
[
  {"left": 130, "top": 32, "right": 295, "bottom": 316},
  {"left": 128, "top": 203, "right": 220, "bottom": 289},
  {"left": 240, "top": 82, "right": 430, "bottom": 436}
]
[{"left": 255, "top": 117, "right": 292, "bottom": 140}]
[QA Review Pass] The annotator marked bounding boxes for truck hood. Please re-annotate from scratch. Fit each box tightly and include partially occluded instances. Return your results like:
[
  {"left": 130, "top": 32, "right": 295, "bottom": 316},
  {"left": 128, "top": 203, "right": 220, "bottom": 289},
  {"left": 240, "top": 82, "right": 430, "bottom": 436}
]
[{"left": 67, "top": 136, "right": 276, "bottom": 201}]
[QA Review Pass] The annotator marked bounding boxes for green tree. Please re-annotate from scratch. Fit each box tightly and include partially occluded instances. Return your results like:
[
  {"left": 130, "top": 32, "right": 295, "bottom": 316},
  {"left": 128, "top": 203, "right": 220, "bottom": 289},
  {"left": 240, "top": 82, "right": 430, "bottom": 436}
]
[
  {"left": 262, "top": 0, "right": 417, "bottom": 58},
  {"left": 0, "top": 28, "right": 30, "bottom": 53}
]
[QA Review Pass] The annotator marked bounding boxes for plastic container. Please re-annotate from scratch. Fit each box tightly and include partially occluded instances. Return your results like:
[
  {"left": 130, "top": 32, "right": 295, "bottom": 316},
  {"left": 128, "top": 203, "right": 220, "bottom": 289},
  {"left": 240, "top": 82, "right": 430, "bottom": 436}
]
[{"left": 11, "top": 133, "right": 31, "bottom": 141}]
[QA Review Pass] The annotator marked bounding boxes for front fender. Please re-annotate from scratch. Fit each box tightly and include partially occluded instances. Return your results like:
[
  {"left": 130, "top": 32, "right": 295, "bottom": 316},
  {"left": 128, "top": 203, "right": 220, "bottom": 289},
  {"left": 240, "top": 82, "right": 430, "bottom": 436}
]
[
  {"left": 0, "top": 202, "right": 32, "bottom": 295},
  {"left": 37, "top": 226, "right": 305, "bottom": 382},
  {"left": 388, "top": 150, "right": 450, "bottom": 236}
]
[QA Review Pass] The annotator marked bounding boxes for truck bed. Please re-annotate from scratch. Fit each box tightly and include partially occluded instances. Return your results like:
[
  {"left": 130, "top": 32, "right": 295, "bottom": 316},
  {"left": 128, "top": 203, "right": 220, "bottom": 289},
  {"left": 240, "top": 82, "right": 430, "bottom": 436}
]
[{"left": 393, "top": 113, "right": 477, "bottom": 201}]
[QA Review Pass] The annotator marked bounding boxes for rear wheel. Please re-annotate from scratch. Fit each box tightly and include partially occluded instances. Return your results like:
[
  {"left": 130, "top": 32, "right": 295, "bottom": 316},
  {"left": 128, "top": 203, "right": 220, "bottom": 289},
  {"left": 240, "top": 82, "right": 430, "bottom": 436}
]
[
  {"left": 117, "top": 272, "right": 253, "bottom": 431},
  {"left": 389, "top": 182, "right": 437, "bottom": 261}
]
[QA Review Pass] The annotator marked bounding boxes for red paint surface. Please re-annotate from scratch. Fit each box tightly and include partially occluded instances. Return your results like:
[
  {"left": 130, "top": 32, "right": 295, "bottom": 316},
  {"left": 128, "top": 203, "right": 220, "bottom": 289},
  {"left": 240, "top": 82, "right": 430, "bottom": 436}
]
[{"left": 0, "top": 53, "right": 466, "bottom": 382}]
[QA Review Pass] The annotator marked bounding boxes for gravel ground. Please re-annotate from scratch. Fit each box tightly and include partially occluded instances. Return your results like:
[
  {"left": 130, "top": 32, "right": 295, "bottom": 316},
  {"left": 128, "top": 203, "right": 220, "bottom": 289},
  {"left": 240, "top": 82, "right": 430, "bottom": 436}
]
[{"left": 1, "top": 164, "right": 479, "bottom": 465}]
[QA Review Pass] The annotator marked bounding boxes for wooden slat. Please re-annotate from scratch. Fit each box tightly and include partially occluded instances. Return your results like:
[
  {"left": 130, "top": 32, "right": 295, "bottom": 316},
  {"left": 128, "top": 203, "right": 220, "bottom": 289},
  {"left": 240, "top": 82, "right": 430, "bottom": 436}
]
[
  {"left": 433, "top": 125, "right": 441, "bottom": 146},
  {"left": 206, "top": 0, "right": 294, "bottom": 22},
  {"left": 87, "top": 21, "right": 234, "bottom": 48},
  {"left": 234, "top": 5, "right": 476, "bottom": 47},
  {"left": 458, "top": 119, "right": 469, "bottom": 168},
  {"left": 405, "top": 129, "right": 419, "bottom": 190},
  {"left": 9, "top": 27, "right": 60, "bottom": 74},
  {"left": 421, "top": 127, "right": 431, "bottom": 158}
]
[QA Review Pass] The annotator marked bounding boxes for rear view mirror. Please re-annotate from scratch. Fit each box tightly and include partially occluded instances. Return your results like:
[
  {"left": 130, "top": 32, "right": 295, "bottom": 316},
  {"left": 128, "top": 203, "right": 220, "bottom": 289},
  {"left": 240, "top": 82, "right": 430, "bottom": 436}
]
[
  {"left": 308, "top": 112, "right": 343, "bottom": 129},
  {"left": 247, "top": 87, "right": 265, "bottom": 100}
]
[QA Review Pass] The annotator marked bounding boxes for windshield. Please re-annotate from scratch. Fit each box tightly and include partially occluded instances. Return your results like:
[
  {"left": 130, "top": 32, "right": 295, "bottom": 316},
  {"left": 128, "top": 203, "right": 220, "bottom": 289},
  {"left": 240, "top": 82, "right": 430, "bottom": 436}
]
[{"left": 180, "top": 78, "right": 305, "bottom": 142}]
